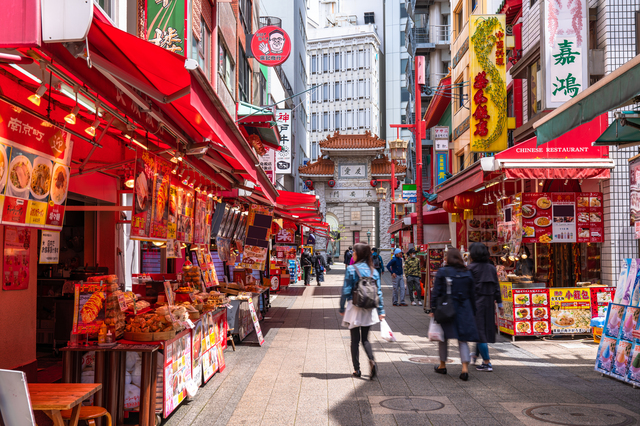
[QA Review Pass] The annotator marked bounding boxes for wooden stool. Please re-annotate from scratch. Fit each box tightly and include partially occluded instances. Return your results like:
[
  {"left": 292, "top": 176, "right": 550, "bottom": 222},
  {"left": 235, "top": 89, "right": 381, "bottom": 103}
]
[{"left": 60, "top": 406, "right": 112, "bottom": 426}]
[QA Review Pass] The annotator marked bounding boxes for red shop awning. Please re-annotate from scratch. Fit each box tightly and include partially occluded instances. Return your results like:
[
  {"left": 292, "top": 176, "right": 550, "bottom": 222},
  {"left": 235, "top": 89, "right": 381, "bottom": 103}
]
[
  {"left": 423, "top": 76, "right": 452, "bottom": 129},
  {"left": 486, "top": 113, "right": 613, "bottom": 180},
  {"left": 409, "top": 208, "right": 449, "bottom": 225},
  {"left": 436, "top": 162, "right": 485, "bottom": 203},
  {"left": 45, "top": 14, "right": 278, "bottom": 203},
  {"left": 388, "top": 218, "right": 410, "bottom": 234}
]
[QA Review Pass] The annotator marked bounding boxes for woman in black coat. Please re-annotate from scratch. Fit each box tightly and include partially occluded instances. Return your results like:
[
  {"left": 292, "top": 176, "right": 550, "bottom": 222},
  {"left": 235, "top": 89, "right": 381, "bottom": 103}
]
[
  {"left": 430, "top": 248, "right": 479, "bottom": 381},
  {"left": 468, "top": 243, "right": 503, "bottom": 372}
]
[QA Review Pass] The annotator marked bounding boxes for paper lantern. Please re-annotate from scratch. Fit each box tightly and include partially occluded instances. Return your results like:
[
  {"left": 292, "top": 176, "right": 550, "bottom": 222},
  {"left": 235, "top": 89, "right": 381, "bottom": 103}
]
[
  {"left": 304, "top": 180, "right": 314, "bottom": 190},
  {"left": 328, "top": 179, "right": 336, "bottom": 187},
  {"left": 442, "top": 199, "right": 463, "bottom": 222},
  {"left": 454, "top": 192, "right": 483, "bottom": 220},
  {"left": 370, "top": 179, "right": 378, "bottom": 187}
]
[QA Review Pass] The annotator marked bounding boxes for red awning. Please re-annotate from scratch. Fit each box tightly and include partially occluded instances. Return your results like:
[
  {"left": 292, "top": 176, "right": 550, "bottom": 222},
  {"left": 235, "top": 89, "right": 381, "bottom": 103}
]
[
  {"left": 423, "top": 76, "right": 451, "bottom": 129},
  {"left": 436, "top": 162, "right": 485, "bottom": 203},
  {"left": 388, "top": 219, "right": 410, "bottom": 234},
  {"left": 503, "top": 168, "right": 610, "bottom": 180},
  {"left": 409, "top": 208, "right": 449, "bottom": 225}
]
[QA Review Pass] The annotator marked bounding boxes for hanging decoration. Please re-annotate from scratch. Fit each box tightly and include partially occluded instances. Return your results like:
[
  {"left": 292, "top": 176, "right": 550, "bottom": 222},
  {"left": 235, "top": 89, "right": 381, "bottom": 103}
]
[
  {"left": 328, "top": 179, "right": 336, "bottom": 188},
  {"left": 304, "top": 179, "right": 314, "bottom": 190},
  {"left": 454, "top": 192, "right": 483, "bottom": 220},
  {"left": 443, "top": 199, "right": 464, "bottom": 222},
  {"left": 370, "top": 179, "right": 378, "bottom": 187}
]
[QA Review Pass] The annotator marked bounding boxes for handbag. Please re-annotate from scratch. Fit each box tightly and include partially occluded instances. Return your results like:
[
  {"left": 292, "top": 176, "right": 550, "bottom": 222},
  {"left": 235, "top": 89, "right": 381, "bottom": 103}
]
[
  {"left": 428, "top": 320, "right": 444, "bottom": 342},
  {"left": 434, "top": 276, "right": 456, "bottom": 323}
]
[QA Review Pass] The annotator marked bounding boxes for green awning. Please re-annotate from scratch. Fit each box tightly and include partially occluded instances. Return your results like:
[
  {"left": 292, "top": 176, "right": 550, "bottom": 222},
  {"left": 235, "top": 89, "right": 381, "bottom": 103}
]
[
  {"left": 236, "top": 101, "right": 281, "bottom": 148},
  {"left": 533, "top": 54, "right": 640, "bottom": 146},
  {"left": 594, "top": 112, "right": 640, "bottom": 148}
]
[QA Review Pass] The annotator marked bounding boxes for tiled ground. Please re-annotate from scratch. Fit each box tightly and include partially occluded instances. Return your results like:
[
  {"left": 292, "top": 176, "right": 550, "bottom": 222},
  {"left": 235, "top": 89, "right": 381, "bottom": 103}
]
[{"left": 164, "top": 265, "right": 640, "bottom": 425}]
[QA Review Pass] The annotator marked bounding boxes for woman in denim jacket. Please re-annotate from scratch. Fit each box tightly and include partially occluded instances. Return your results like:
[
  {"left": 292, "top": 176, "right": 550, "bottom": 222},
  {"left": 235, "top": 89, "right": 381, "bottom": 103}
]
[{"left": 340, "top": 243, "right": 385, "bottom": 380}]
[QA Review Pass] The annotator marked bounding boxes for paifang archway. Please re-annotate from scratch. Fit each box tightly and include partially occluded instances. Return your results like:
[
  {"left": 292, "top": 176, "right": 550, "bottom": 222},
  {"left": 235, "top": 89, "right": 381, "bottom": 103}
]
[{"left": 299, "top": 131, "right": 406, "bottom": 257}]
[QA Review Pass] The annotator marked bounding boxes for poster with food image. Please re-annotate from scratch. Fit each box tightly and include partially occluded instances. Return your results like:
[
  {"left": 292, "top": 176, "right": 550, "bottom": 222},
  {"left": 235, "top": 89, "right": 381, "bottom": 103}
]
[
  {"left": 513, "top": 292, "right": 530, "bottom": 306},
  {"left": 605, "top": 304, "right": 626, "bottom": 337},
  {"left": 590, "top": 287, "right": 615, "bottom": 318},
  {"left": 627, "top": 344, "right": 640, "bottom": 385},
  {"left": 2, "top": 226, "right": 30, "bottom": 290},
  {"left": 467, "top": 214, "right": 499, "bottom": 245},
  {"left": 163, "top": 332, "right": 192, "bottom": 417},
  {"left": 131, "top": 151, "right": 155, "bottom": 238},
  {"left": 551, "top": 193, "right": 576, "bottom": 243},
  {"left": 72, "top": 282, "right": 106, "bottom": 336},
  {"left": 168, "top": 184, "right": 178, "bottom": 239},
  {"left": 576, "top": 192, "right": 604, "bottom": 243},
  {"left": 612, "top": 339, "right": 633, "bottom": 379},
  {"left": 549, "top": 287, "right": 592, "bottom": 334},
  {"left": 530, "top": 290, "right": 549, "bottom": 306},
  {"left": 631, "top": 155, "right": 640, "bottom": 227},
  {"left": 521, "top": 193, "right": 552, "bottom": 243},
  {"left": 595, "top": 336, "right": 618, "bottom": 373},
  {"left": 621, "top": 307, "right": 640, "bottom": 341},
  {"left": 176, "top": 186, "right": 195, "bottom": 243},
  {"left": 149, "top": 158, "right": 171, "bottom": 240},
  {"left": 193, "top": 193, "right": 208, "bottom": 244}
]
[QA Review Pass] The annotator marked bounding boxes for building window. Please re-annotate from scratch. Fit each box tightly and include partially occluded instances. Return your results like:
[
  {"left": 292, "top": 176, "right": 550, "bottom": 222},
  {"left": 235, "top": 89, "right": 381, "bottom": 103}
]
[
  {"left": 218, "top": 39, "right": 235, "bottom": 93},
  {"left": 358, "top": 109, "right": 365, "bottom": 128},
  {"left": 334, "top": 52, "right": 341, "bottom": 71},
  {"left": 334, "top": 81, "right": 341, "bottom": 99},
  {"left": 401, "top": 86, "right": 410, "bottom": 102},
  {"left": 358, "top": 80, "right": 365, "bottom": 99},
  {"left": 334, "top": 111, "right": 341, "bottom": 129},
  {"left": 311, "top": 55, "right": 317, "bottom": 74},
  {"left": 358, "top": 50, "right": 364, "bottom": 69},
  {"left": 97, "top": 0, "right": 114, "bottom": 19},
  {"left": 258, "top": 71, "right": 266, "bottom": 106},
  {"left": 401, "top": 58, "right": 408, "bottom": 75},
  {"left": 347, "top": 80, "right": 354, "bottom": 99},
  {"left": 323, "top": 112, "right": 329, "bottom": 131},
  {"left": 323, "top": 83, "right": 329, "bottom": 101},
  {"left": 192, "top": 17, "right": 211, "bottom": 80},
  {"left": 458, "top": 153, "right": 465, "bottom": 172},
  {"left": 401, "top": 114, "right": 407, "bottom": 124},
  {"left": 470, "top": 0, "right": 478, "bottom": 13},
  {"left": 364, "top": 12, "right": 375, "bottom": 24},
  {"left": 401, "top": 3, "right": 408, "bottom": 19},
  {"left": 347, "top": 110, "right": 354, "bottom": 129},
  {"left": 347, "top": 51, "right": 353, "bottom": 69},
  {"left": 454, "top": 3, "right": 463, "bottom": 38},
  {"left": 365, "top": 47, "right": 371, "bottom": 68},
  {"left": 455, "top": 75, "right": 464, "bottom": 111},
  {"left": 401, "top": 31, "right": 405, "bottom": 46},
  {"left": 529, "top": 60, "right": 541, "bottom": 117},
  {"left": 323, "top": 53, "right": 329, "bottom": 72},
  {"left": 311, "top": 113, "right": 317, "bottom": 131},
  {"left": 238, "top": 47, "right": 250, "bottom": 103},
  {"left": 239, "top": 0, "right": 252, "bottom": 34},
  {"left": 311, "top": 86, "right": 318, "bottom": 102}
]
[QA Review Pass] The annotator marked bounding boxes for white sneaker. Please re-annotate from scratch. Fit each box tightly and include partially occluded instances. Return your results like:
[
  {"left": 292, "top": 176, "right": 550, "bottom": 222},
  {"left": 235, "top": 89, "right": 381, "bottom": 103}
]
[
  {"left": 411, "top": 301, "right": 417, "bottom": 306},
  {"left": 418, "top": 301, "right": 423, "bottom": 306}
]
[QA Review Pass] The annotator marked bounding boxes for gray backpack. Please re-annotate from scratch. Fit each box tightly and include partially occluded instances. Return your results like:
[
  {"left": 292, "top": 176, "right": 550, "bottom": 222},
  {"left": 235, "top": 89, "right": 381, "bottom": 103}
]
[{"left": 352, "top": 265, "right": 380, "bottom": 309}]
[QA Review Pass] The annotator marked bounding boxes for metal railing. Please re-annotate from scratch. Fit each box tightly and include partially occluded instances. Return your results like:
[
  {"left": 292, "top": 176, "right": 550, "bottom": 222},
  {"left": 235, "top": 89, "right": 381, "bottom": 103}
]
[
  {"left": 430, "top": 25, "right": 451, "bottom": 45},
  {"left": 260, "top": 16, "right": 282, "bottom": 28}
]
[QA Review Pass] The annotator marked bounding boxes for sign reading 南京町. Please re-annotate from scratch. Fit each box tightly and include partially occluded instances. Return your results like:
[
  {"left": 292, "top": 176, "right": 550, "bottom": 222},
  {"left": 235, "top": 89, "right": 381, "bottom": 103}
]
[
  {"left": 435, "top": 152, "right": 449, "bottom": 186},
  {"left": 402, "top": 184, "right": 417, "bottom": 203},
  {"left": 250, "top": 26, "right": 292, "bottom": 67},
  {"left": 146, "top": 0, "right": 185, "bottom": 55},
  {"left": 275, "top": 109, "right": 291, "bottom": 174},
  {"left": 543, "top": 0, "right": 588, "bottom": 108},
  {"left": 469, "top": 15, "right": 507, "bottom": 152}
]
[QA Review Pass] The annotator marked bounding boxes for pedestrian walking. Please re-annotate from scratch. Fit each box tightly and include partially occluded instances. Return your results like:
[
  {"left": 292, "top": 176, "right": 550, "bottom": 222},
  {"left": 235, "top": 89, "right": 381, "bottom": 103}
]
[
  {"left": 468, "top": 243, "right": 503, "bottom": 372},
  {"left": 372, "top": 248, "right": 384, "bottom": 277},
  {"left": 301, "top": 249, "right": 313, "bottom": 286},
  {"left": 405, "top": 248, "right": 422, "bottom": 306},
  {"left": 386, "top": 248, "right": 407, "bottom": 306},
  {"left": 344, "top": 246, "right": 353, "bottom": 265},
  {"left": 339, "top": 243, "right": 385, "bottom": 380},
  {"left": 312, "top": 252, "right": 327, "bottom": 286},
  {"left": 430, "top": 248, "right": 478, "bottom": 381}
]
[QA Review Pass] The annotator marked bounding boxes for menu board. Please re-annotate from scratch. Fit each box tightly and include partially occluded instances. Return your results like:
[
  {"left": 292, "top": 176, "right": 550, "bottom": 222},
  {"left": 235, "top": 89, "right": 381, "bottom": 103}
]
[
  {"left": 274, "top": 246, "right": 297, "bottom": 266},
  {"left": 193, "top": 193, "right": 212, "bottom": 244},
  {"left": 498, "top": 282, "right": 514, "bottom": 335},
  {"left": 512, "top": 288, "right": 551, "bottom": 336},
  {"left": 590, "top": 287, "right": 615, "bottom": 318},
  {"left": 596, "top": 303, "right": 640, "bottom": 385},
  {"left": 3, "top": 226, "right": 31, "bottom": 290},
  {"left": 176, "top": 185, "right": 195, "bottom": 243},
  {"left": 163, "top": 331, "right": 192, "bottom": 417},
  {"left": 239, "top": 204, "right": 273, "bottom": 270},
  {"left": 200, "top": 309, "right": 227, "bottom": 382},
  {"left": 497, "top": 194, "right": 522, "bottom": 254},
  {"left": 467, "top": 210, "right": 500, "bottom": 256},
  {"left": 549, "top": 287, "right": 592, "bottom": 334},
  {"left": 521, "top": 192, "right": 603, "bottom": 244},
  {"left": 0, "top": 102, "right": 73, "bottom": 230},
  {"left": 72, "top": 282, "right": 106, "bottom": 336}
]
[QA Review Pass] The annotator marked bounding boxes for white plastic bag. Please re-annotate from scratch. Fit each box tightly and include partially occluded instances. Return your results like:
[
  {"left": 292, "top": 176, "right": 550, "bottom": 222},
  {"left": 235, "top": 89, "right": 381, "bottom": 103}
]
[
  {"left": 428, "top": 320, "right": 444, "bottom": 342},
  {"left": 380, "top": 319, "right": 397, "bottom": 342}
]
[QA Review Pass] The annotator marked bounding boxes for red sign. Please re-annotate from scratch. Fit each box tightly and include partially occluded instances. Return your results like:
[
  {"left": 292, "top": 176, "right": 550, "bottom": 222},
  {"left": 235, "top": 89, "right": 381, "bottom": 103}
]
[
  {"left": 275, "top": 228, "right": 295, "bottom": 244},
  {"left": 250, "top": 26, "right": 291, "bottom": 67}
]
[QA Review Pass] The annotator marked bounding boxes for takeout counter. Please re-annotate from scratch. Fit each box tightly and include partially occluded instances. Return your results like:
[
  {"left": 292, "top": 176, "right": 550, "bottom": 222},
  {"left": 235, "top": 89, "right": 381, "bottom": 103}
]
[{"left": 497, "top": 282, "right": 615, "bottom": 339}]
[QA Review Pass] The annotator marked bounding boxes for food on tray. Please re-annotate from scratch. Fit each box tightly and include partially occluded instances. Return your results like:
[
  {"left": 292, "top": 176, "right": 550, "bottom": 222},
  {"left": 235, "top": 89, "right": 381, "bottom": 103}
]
[
  {"left": 175, "top": 286, "right": 193, "bottom": 293},
  {"left": 537, "top": 197, "right": 551, "bottom": 209},
  {"left": 534, "top": 321, "right": 548, "bottom": 333},
  {"left": 578, "top": 212, "right": 589, "bottom": 222},
  {"left": 532, "top": 294, "right": 547, "bottom": 305},
  {"left": 125, "top": 312, "right": 176, "bottom": 333},
  {"left": 81, "top": 291, "right": 105, "bottom": 323},
  {"left": 534, "top": 217, "right": 551, "bottom": 227},
  {"left": 469, "top": 231, "right": 482, "bottom": 242},
  {"left": 469, "top": 218, "right": 481, "bottom": 228},
  {"left": 524, "top": 226, "right": 535, "bottom": 237},
  {"left": 51, "top": 165, "right": 68, "bottom": 204},
  {"left": 10, "top": 157, "right": 31, "bottom": 189},
  {"left": 516, "top": 322, "right": 530, "bottom": 333},
  {"left": 515, "top": 294, "right": 529, "bottom": 305},
  {"left": 590, "top": 212, "right": 602, "bottom": 222},
  {"left": 31, "top": 163, "right": 51, "bottom": 196},
  {"left": 522, "top": 205, "right": 536, "bottom": 218},
  {"left": 539, "top": 234, "right": 552, "bottom": 243}
]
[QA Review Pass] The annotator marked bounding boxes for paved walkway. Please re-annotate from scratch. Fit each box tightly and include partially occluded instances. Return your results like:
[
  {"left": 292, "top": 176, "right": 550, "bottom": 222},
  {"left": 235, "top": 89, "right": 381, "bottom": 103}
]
[{"left": 165, "top": 265, "right": 640, "bottom": 425}]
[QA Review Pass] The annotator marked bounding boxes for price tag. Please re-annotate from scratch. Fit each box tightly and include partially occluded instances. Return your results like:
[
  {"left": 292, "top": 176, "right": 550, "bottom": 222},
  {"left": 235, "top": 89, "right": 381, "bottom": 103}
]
[{"left": 117, "top": 293, "right": 128, "bottom": 312}]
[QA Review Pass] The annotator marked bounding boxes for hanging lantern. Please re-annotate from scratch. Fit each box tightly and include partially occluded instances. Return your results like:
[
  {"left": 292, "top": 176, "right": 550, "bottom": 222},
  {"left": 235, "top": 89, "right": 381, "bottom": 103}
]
[
  {"left": 376, "top": 186, "right": 387, "bottom": 201},
  {"left": 389, "top": 138, "right": 408, "bottom": 163},
  {"left": 328, "top": 179, "right": 336, "bottom": 187},
  {"left": 442, "top": 199, "right": 464, "bottom": 222},
  {"left": 370, "top": 179, "right": 378, "bottom": 187},
  {"left": 454, "top": 192, "right": 483, "bottom": 220},
  {"left": 304, "top": 179, "right": 314, "bottom": 190}
]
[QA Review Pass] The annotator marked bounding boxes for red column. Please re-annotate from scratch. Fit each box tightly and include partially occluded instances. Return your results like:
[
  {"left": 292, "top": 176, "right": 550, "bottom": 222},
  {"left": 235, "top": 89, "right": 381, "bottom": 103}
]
[{"left": 415, "top": 56, "right": 423, "bottom": 245}]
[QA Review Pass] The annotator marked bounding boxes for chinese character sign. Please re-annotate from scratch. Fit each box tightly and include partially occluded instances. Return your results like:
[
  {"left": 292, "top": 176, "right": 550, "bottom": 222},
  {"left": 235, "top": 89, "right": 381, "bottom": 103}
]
[
  {"left": 544, "top": 0, "right": 588, "bottom": 107},
  {"left": 39, "top": 230, "right": 60, "bottom": 264},
  {"left": 275, "top": 109, "right": 292, "bottom": 174},
  {"left": 259, "top": 149, "right": 276, "bottom": 183},
  {"left": 469, "top": 15, "right": 508, "bottom": 152},
  {"left": 339, "top": 164, "right": 366, "bottom": 178},
  {"left": 147, "top": 0, "right": 185, "bottom": 54},
  {"left": 435, "top": 152, "right": 448, "bottom": 186},
  {"left": 250, "top": 26, "right": 292, "bottom": 67}
]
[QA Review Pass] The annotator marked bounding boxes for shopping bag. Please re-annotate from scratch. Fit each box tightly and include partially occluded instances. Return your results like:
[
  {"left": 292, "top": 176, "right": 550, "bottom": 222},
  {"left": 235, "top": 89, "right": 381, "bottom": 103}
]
[
  {"left": 428, "top": 320, "right": 444, "bottom": 342},
  {"left": 380, "top": 319, "right": 397, "bottom": 342}
]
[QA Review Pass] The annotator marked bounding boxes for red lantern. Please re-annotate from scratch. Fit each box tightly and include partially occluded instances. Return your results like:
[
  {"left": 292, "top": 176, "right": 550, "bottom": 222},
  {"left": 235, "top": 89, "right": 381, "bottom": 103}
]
[
  {"left": 370, "top": 179, "right": 378, "bottom": 187},
  {"left": 454, "top": 192, "right": 483, "bottom": 220},
  {"left": 328, "top": 179, "right": 336, "bottom": 188},
  {"left": 304, "top": 180, "right": 314, "bottom": 190},
  {"left": 442, "top": 199, "right": 464, "bottom": 222}
]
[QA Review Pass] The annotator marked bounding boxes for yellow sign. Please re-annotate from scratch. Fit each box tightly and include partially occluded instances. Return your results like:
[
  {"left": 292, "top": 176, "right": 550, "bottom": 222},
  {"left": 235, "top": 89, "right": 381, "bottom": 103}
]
[
  {"left": 26, "top": 200, "right": 48, "bottom": 226},
  {"left": 549, "top": 287, "right": 592, "bottom": 334},
  {"left": 498, "top": 282, "right": 514, "bottom": 335},
  {"left": 469, "top": 15, "right": 507, "bottom": 152}
]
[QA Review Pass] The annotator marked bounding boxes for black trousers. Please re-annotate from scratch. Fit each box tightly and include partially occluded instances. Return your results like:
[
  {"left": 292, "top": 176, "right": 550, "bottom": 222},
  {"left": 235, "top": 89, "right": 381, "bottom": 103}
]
[
  {"left": 303, "top": 266, "right": 312, "bottom": 285},
  {"left": 350, "top": 326, "right": 374, "bottom": 371}
]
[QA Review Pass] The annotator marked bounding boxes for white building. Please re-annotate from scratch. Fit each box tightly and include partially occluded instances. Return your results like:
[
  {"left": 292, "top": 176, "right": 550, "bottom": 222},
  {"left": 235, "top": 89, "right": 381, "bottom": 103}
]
[{"left": 307, "top": 25, "right": 382, "bottom": 162}]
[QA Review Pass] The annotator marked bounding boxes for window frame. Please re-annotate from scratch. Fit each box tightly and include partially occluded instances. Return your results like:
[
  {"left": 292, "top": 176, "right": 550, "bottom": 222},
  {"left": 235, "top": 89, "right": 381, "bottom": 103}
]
[
  {"left": 218, "top": 37, "right": 235, "bottom": 94},
  {"left": 311, "top": 55, "right": 317, "bottom": 74},
  {"left": 364, "top": 12, "right": 375, "bottom": 24}
]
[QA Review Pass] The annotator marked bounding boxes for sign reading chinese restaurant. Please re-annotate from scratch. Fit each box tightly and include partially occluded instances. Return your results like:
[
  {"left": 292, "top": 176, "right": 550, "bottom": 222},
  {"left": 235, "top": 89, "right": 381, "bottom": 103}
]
[
  {"left": 0, "top": 101, "right": 73, "bottom": 231},
  {"left": 147, "top": 0, "right": 185, "bottom": 54},
  {"left": 469, "top": 15, "right": 508, "bottom": 152},
  {"left": 543, "top": 0, "right": 588, "bottom": 108},
  {"left": 275, "top": 109, "right": 292, "bottom": 174},
  {"left": 250, "top": 26, "right": 292, "bottom": 67}
]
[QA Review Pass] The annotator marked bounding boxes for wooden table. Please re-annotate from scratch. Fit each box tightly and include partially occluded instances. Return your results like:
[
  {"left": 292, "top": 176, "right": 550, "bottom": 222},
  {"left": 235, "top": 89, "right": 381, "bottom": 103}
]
[{"left": 29, "top": 383, "right": 102, "bottom": 426}]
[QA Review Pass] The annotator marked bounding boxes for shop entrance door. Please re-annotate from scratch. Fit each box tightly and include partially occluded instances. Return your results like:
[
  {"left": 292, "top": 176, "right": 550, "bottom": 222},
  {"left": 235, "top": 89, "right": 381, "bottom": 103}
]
[{"left": 353, "top": 231, "right": 360, "bottom": 244}]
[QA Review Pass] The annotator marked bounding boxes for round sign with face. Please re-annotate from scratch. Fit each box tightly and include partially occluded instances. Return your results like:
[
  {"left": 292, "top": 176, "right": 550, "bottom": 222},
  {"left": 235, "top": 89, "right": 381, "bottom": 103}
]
[{"left": 251, "top": 26, "right": 292, "bottom": 67}]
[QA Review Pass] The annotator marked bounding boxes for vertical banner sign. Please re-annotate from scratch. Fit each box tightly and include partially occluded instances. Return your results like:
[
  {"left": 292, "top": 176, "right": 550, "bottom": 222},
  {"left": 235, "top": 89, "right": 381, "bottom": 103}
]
[
  {"left": 259, "top": 149, "right": 276, "bottom": 183},
  {"left": 39, "top": 230, "right": 59, "bottom": 264},
  {"left": 131, "top": 150, "right": 155, "bottom": 239},
  {"left": 435, "top": 152, "right": 449, "bottom": 186},
  {"left": 433, "top": 126, "right": 449, "bottom": 151},
  {"left": 275, "top": 109, "right": 292, "bottom": 174},
  {"left": 544, "top": 0, "right": 588, "bottom": 108},
  {"left": 146, "top": 0, "right": 185, "bottom": 55},
  {"left": 630, "top": 155, "right": 640, "bottom": 238},
  {"left": 469, "top": 15, "right": 508, "bottom": 152}
]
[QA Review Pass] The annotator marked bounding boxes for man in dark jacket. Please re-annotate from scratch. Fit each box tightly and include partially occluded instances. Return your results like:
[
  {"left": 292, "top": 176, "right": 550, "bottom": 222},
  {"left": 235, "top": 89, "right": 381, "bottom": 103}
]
[
  {"left": 405, "top": 248, "right": 422, "bottom": 306},
  {"left": 344, "top": 247, "right": 353, "bottom": 265},
  {"left": 301, "top": 250, "right": 313, "bottom": 286},
  {"left": 386, "top": 248, "right": 406, "bottom": 306},
  {"left": 372, "top": 248, "right": 384, "bottom": 277},
  {"left": 312, "top": 253, "right": 327, "bottom": 286}
]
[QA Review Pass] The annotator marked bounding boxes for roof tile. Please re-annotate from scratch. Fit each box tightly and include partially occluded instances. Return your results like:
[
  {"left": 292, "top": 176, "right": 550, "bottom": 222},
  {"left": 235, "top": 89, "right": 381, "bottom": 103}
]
[
  {"left": 371, "top": 156, "right": 407, "bottom": 175},
  {"left": 299, "top": 158, "right": 335, "bottom": 176},
  {"left": 319, "top": 131, "right": 387, "bottom": 150}
]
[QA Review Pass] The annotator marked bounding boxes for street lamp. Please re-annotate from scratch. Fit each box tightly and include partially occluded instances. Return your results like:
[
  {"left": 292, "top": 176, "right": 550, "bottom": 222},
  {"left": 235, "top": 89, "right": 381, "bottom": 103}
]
[
  {"left": 376, "top": 186, "right": 387, "bottom": 200},
  {"left": 367, "top": 230, "right": 371, "bottom": 244}
]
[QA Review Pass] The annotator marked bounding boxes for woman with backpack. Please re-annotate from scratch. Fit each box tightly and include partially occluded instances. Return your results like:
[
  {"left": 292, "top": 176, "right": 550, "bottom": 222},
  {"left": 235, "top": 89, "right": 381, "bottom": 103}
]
[
  {"left": 339, "top": 243, "right": 385, "bottom": 380},
  {"left": 430, "top": 248, "right": 478, "bottom": 381}
]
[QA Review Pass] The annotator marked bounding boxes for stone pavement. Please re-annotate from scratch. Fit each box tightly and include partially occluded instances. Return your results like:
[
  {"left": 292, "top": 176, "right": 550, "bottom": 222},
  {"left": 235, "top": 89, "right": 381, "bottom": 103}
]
[{"left": 164, "top": 265, "right": 640, "bottom": 426}]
